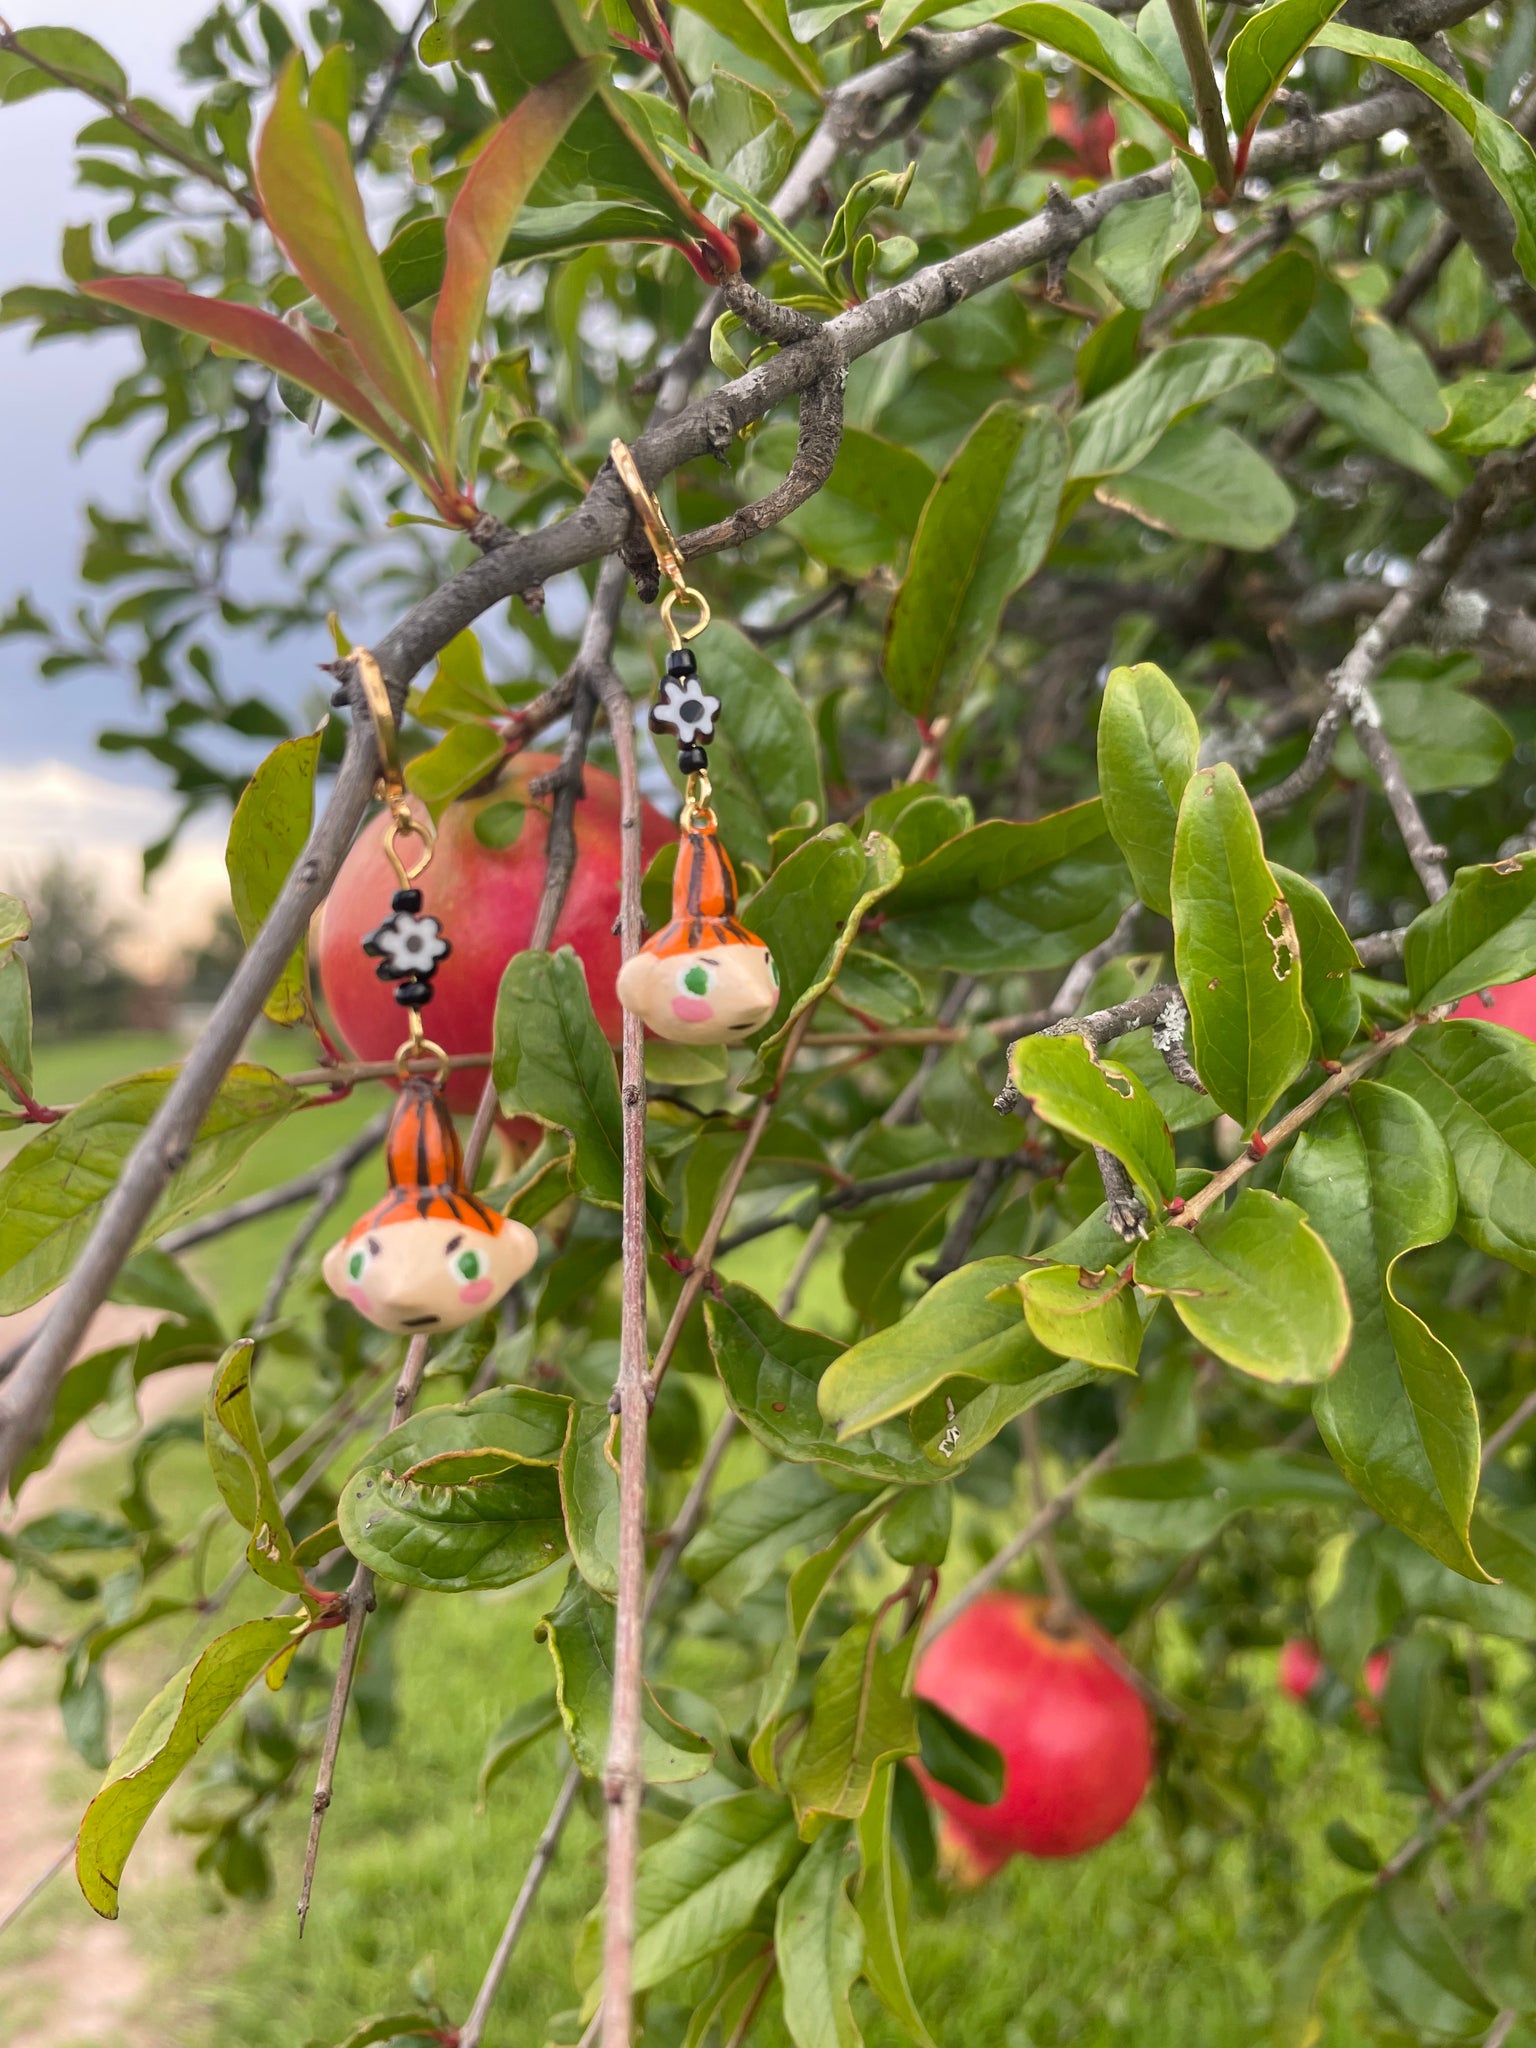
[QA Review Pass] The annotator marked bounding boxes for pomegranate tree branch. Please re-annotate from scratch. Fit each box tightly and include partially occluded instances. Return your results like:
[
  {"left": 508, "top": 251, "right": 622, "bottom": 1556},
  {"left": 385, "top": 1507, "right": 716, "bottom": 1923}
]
[{"left": 597, "top": 645, "right": 651, "bottom": 2048}]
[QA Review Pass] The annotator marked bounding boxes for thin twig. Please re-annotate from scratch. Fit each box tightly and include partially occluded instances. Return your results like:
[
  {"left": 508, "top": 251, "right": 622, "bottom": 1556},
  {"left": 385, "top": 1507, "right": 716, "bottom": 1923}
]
[
  {"left": 354, "top": 0, "right": 432, "bottom": 162},
  {"left": 296, "top": 1572, "right": 375, "bottom": 1933},
  {"left": 159, "top": 1113, "right": 388, "bottom": 1254},
  {"left": 0, "top": 1839, "right": 74, "bottom": 1941},
  {"left": 1164, "top": 0, "right": 1236, "bottom": 194},
  {"left": 1376, "top": 1727, "right": 1536, "bottom": 1884},
  {"left": 457, "top": 1766, "right": 584, "bottom": 2048}
]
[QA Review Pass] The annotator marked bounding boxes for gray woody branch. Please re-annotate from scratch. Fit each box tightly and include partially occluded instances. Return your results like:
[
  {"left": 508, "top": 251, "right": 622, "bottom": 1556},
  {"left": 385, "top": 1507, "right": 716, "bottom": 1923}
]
[
  {"left": 1253, "top": 443, "right": 1536, "bottom": 899},
  {"left": 0, "top": 83, "right": 1422, "bottom": 1492}
]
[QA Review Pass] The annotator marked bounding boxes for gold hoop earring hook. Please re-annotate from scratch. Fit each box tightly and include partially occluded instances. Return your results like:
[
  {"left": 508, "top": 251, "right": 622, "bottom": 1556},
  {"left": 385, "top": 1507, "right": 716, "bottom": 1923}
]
[
  {"left": 351, "top": 645, "right": 436, "bottom": 885},
  {"left": 609, "top": 438, "right": 711, "bottom": 649}
]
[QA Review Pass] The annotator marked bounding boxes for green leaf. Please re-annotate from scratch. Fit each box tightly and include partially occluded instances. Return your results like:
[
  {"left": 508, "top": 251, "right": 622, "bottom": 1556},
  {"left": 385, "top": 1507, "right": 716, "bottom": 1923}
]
[
  {"left": 537, "top": 1571, "right": 713, "bottom": 1783},
  {"left": 0, "top": 1065, "right": 299, "bottom": 1314},
  {"left": 1092, "top": 157, "right": 1200, "bottom": 310},
  {"left": 1282, "top": 1082, "right": 1488, "bottom": 1580},
  {"left": 1016, "top": 1262, "right": 1144, "bottom": 1371},
  {"left": 1357, "top": 1884, "right": 1497, "bottom": 2039},
  {"left": 79, "top": 277, "right": 431, "bottom": 493},
  {"left": 1286, "top": 370, "right": 1468, "bottom": 497},
  {"left": 788, "top": 1618, "right": 920, "bottom": 1825},
  {"left": 1008, "top": 1032, "right": 1176, "bottom": 1205},
  {"left": 337, "top": 1389, "right": 570, "bottom": 1591},
  {"left": 0, "top": 26, "right": 126, "bottom": 104},
  {"left": 430, "top": 60, "right": 599, "bottom": 440},
  {"left": 1225, "top": 0, "right": 1348, "bottom": 145},
  {"left": 1318, "top": 23, "right": 1536, "bottom": 286},
  {"left": 203, "top": 1341, "right": 302, "bottom": 1593},
  {"left": 1097, "top": 417, "right": 1295, "bottom": 551},
  {"left": 1438, "top": 370, "right": 1536, "bottom": 454},
  {"left": 878, "top": 801, "right": 1132, "bottom": 974},
  {"left": 888, "top": 0, "right": 1186, "bottom": 136},
  {"left": 76, "top": 1616, "right": 297, "bottom": 1918},
  {"left": 689, "top": 65, "right": 797, "bottom": 202},
  {"left": 1069, "top": 338, "right": 1274, "bottom": 481},
  {"left": 684, "top": 1463, "right": 879, "bottom": 1611},
  {"left": 255, "top": 59, "right": 443, "bottom": 463},
  {"left": 856, "top": 1764, "right": 935, "bottom": 2048},
  {"left": 559, "top": 1401, "right": 620, "bottom": 1596},
  {"left": 1332, "top": 675, "right": 1511, "bottom": 794},
  {"left": 677, "top": 0, "right": 824, "bottom": 93},
  {"left": 666, "top": 621, "right": 822, "bottom": 871},
  {"left": 1172, "top": 763, "right": 1311, "bottom": 1130},
  {"left": 842, "top": 1184, "right": 957, "bottom": 1332},
  {"left": 1404, "top": 849, "right": 1536, "bottom": 1009},
  {"left": 478, "top": 1692, "right": 563, "bottom": 1805},
  {"left": 881, "top": 1485, "right": 952, "bottom": 1566},
  {"left": 705, "top": 1281, "right": 940, "bottom": 1485},
  {"left": 775, "top": 1823, "right": 865, "bottom": 2048},
  {"left": 1179, "top": 247, "right": 1316, "bottom": 345},
  {"left": 493, "top": 947, "right": 624, "bottom": 1208},
  {"left": 743, "top": 827, "right": 899, "bottom": 1048},
  {"left": 0, "top": 890, "right": 27, "bottom": 954},
  {"left": 916, "top": 1698, "right": 1004, "bottom": 1805},
  {"left": 1096, "top": 660, "right": 1198, "bottom": 917},
  {"left": 1382, "top": 1019, "right": 1536, "bottom": 1272},
  {"left": 629, "top": 1791, "right": 803, "bottom": 1995},
  {"left": 225, "top": 727, "right": 322, "bottom": 1026},
  {"left": 1270, "top": 864, "right": 1362, "bottom": 1057},
  {"left": 882, "top": 401, "right": 1066, "bottom": 721},
  {"left": 403, "top": 720, "right": 506, "bottom": 819},
  {"left": 0, "top": 952, "right": 35, "bottom": 1103},
  {"left": 1134, "top": 1189, "right": 1352, "bottom": 1384},
  {"left": 1080, "top": 1448, "right": 1352, "bottom": 1550},
  {"left": 819, "top": 1256, "right": 1073, "bottom": 1438},
  {"left": 1271, "top": 1889, "right": 1371, "bottom": 2048}
]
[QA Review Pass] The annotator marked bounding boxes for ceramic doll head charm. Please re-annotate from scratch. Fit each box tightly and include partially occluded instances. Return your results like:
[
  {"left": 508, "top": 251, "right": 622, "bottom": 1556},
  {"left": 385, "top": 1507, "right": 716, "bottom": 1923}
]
[
  {"left": 616, "top": 813, "right": 779, "bottom": 1045},
  {"left": 323, "top": 1078, "right": 536, "bottom": 1333}
]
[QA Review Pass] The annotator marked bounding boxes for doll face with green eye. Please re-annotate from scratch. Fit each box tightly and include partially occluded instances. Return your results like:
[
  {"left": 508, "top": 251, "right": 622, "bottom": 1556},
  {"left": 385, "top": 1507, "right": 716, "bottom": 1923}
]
[
  {"left": 322, "top": 1213, "right": 537, "bottom": 1333},
  {"left": 617, "top": 941, "right": 779, "bottom": 1045}
]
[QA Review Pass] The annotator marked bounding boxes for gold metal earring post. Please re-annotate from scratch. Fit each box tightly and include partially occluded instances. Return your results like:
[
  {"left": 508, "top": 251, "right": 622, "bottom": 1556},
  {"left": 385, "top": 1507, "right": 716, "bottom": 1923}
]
[{"left": 609, "top": 438, "right": 711, "bottom": 650}]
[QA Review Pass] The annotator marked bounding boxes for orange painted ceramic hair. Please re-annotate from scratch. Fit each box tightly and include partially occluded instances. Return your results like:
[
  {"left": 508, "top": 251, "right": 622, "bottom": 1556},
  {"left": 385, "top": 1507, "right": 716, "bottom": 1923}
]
[
  {"left": 340, "top": 1078, "right": 503, "bottom": 1239},
  {"left": 642, "top": 815, "right": 767, "bottom": 961}
]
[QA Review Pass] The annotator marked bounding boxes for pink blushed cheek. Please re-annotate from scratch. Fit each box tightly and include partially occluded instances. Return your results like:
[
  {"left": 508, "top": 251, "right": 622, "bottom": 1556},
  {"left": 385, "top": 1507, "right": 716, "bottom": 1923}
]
[
  {"left": 671, "top": 995, "right": 714, "bottom": 1023},
  {"left": 459, "top": 1277, "right": 495, "bottom": 1305},
  {"left": 347, "top": 1286, "right": 371, "bottom": 1312}
]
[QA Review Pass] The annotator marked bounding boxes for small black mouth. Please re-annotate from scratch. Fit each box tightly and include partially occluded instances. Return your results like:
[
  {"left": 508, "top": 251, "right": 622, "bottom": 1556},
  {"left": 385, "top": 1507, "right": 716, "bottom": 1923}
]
[{"left": 401, "top": 1314, "right": 441, "bottom": 1328}]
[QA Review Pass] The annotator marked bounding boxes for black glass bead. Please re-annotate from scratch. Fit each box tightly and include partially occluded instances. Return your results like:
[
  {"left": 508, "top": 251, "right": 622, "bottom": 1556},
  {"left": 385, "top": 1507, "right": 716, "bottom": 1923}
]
[
  {"left": 391, "top": 887, "right": 423, "bottom": 914},
  {"left": 665, "top": 647, "right": 698, "bottom": 677},
  {"left": 394, "top": 978, "right": 434, "bottom": 1008},
  {"left": 678, "top": 743, "right": 709, "bottom": 774}
]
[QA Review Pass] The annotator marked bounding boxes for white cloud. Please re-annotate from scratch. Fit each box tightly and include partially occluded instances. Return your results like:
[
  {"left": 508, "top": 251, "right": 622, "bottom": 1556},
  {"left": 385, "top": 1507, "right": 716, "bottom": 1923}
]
[{"left": 0, "top": 762, "right": 230, "bottom": 978}]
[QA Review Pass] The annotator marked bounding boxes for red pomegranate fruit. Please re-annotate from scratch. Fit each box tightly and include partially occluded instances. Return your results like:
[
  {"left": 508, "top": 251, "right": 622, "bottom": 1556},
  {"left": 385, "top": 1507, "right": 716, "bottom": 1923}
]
[
  {"left": 317, "top": 752, "right": 672, "bottom": 1117},
  {"left": 1452, "top": 976, "right": 1536, "bottom": 1039},
  {"left": 914, "top": 1593, "right": 1153, "bottom": 1869},
  {"left": 1278, "top": 1637, "right": 1325, "bottom": 1701}
]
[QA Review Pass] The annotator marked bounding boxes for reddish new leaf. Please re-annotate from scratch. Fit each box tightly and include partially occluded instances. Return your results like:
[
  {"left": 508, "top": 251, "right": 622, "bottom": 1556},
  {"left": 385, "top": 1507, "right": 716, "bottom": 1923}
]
[
  {"left": 76, "top": 276, "right": 431, "bottom": 491},
  {"left": 255, "top": 58, "right": 443, "bottom": 467},
  {"left": 431, "top": 57, "right": 600, "bottom": 444}
]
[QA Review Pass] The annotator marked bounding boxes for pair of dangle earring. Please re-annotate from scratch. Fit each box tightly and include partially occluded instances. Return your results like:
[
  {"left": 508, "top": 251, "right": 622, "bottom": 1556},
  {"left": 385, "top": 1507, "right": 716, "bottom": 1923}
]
[
  {"left": 608, "top": 440, "right": 780, "bottom": 1047},
  {"left": 322, "top": 651, "right": 537, "bottom": 1335}
]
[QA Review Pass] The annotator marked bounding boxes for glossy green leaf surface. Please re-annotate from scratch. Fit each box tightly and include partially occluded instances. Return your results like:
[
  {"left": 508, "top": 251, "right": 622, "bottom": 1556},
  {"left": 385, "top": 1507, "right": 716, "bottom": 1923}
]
[
  {"left": 493, "top": 946, "right": 625, "bottom": 1208},
  {"left": 628, "top": 1791, "right": 803, "bottom": 1996},
  {"left": 1172, "top": 764, "right": 1311, "bottom": 1129},
  {"left": 225, "top": 726, "right": 321, "bottom": 1025},
  {"left": 1097, "top": 418, "right": 1295, "bottom": 551},
  {"left": 1016, "top": 1262, "right": 1144, "bottom": 1371},
  {"left": 775, "top": 1822, "right": 865, "bottom": 2048},
  {"left": 76, "top": 1615, "right": 296, "bottom": 1917},
  {"left": 1403, "top": 850, "right": 1536, "bottom": 1008},
  {"left": 1282, "top": 1082, "right": 1488, "bottom": 1580},
  {"left": 337, "top": 1390, "right": 570, "bottom": 1591},
  {"left": 1009, "top": 1031, "right": 1176, "bottom": 1205},
  {"left": 537, "top": 1571, "right": 714, "bottom": 1783},
  {"left": 1134, "top": 1189, "right": 1352, "bottom": 1383},
  {"left": 202, "top": 1340, "right": 302, "bottom": 1593},
  {"left": 1096, "top": 660, "right": 1199, "bottom": 917},
  {"left": 1070, "top": 339, "right": 1273, "bottom": 480},
  {"left": 0, "top": 1064, "right": 299, "bottom": 1314},
  {"left": 1270, "top": 863, "right": 1362, "bottom": 1057},
  {"left": 1382, "top": 1019, "right": 1536, "bottom": 1271},
  {"left": 882, "top": 402, "right": 1066, "bottom": 720},
  {"left": 1225, "top": 0, "right": 1348, "bottom": 142}
]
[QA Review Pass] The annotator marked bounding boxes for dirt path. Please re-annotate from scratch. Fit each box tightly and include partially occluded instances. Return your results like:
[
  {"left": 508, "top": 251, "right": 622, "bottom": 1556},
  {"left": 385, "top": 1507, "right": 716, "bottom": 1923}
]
[{"left": 1, "top": 1303, "right": 211, "bottom": 2048}]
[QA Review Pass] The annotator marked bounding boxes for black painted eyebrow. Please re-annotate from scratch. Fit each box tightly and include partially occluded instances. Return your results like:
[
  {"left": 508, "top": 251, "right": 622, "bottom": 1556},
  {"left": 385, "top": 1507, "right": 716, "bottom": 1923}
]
[
  {"left": 445, "top": 1233, "right": 463, "bottom": 1254},
  {"left": 366, "top": 1236, "right": 382, "bottom": 1255}
]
